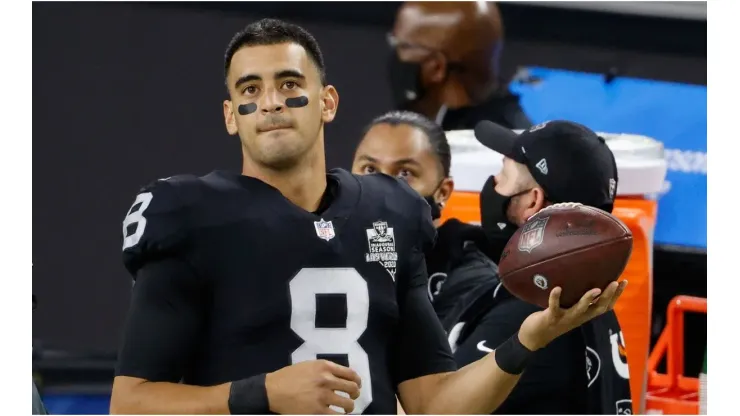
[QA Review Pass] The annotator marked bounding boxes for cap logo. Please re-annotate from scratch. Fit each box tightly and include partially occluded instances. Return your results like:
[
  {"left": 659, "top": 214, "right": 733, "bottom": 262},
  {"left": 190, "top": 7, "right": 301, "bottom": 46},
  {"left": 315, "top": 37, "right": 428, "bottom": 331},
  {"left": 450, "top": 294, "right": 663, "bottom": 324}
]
[
  {"left": 608, "top": 178, "right": 617, "bottom": 200},
  {"left": 529, "top": 122, "right": 549, "bottom": 132},
  {"left": 535, "top": 158, "right": 549, "bottom": 175}
]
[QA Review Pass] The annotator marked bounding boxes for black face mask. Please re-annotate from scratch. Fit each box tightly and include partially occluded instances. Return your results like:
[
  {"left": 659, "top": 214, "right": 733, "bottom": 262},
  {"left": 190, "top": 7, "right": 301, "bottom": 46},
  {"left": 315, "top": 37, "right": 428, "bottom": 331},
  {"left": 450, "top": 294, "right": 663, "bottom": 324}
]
[
  {"left": 479, "top": 176, "right": 530, "bottom": 260},
  {"left": 387, "top": 52, "right": 425, "bottom": 110},
  {"left": 423, "top": 195, "right": 442, "bottom": 220}
]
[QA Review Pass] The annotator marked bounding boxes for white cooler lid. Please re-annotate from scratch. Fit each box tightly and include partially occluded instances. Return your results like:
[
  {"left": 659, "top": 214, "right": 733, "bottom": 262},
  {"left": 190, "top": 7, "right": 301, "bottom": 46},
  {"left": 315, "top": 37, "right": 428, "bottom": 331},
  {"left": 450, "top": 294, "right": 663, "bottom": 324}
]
[{"left": 446, "top": 129, "right": 667, "bottom": 197}]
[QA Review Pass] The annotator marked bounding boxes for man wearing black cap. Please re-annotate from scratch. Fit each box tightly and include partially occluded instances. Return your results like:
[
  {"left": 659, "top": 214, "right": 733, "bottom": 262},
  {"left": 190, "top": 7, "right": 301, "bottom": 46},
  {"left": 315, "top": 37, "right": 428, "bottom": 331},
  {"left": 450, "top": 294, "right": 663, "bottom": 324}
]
[{"left": 440, "top": 120, "right": 633, "bottom": 414}]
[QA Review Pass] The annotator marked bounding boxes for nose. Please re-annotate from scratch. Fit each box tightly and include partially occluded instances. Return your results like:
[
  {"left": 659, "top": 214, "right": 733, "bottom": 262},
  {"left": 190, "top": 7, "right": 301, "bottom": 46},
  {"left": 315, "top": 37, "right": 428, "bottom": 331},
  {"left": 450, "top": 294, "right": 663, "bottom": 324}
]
[{"left": 260, "top": 87, "right": 284, "bottom": 114}]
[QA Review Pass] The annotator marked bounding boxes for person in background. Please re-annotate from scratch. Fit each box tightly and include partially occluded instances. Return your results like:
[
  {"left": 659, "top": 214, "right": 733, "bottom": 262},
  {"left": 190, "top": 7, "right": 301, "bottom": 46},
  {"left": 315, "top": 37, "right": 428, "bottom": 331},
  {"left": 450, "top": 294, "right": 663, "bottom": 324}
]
[
  {"left": 353, "top": 112, "right": 633, "bottom": 414},
  {"left": 352, "top": 111, "right": 495, "bottom": 322},
  {"left": 387, "top": 2, "right": 532, "bottom": 130}
]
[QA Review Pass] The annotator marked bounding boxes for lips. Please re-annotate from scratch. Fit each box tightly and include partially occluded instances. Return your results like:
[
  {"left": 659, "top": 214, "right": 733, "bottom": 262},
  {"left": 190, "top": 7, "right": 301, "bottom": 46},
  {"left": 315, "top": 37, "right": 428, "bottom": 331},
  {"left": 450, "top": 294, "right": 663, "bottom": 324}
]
[{"left": 258, "top": 125, "right": 292, "bottom": 133}]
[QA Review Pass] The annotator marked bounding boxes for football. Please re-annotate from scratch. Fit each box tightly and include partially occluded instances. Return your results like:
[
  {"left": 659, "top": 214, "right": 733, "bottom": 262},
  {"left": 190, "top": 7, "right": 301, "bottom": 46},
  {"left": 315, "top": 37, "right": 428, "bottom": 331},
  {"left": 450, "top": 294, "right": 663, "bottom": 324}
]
[{"left": 498, "top": 203, "right": 633, "bottom": 309}]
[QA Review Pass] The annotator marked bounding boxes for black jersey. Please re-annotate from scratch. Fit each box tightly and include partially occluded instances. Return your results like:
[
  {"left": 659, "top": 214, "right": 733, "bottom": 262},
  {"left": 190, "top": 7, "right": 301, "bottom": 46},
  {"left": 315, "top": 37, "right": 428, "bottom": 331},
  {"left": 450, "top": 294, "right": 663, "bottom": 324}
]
[{"left": 116, "top": 168, "right": 456, "bottom": 414}]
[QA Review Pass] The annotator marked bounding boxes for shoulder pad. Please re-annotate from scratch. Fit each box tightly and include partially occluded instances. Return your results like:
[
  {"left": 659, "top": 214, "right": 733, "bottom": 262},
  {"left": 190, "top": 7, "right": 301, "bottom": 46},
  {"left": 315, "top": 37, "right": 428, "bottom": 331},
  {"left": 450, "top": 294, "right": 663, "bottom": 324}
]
[
  {"left": 121, "top": 174, "right": 202, "bottom": 276},
  {"left": 358, "top": 173, "right": 436, "bottom": 249}
]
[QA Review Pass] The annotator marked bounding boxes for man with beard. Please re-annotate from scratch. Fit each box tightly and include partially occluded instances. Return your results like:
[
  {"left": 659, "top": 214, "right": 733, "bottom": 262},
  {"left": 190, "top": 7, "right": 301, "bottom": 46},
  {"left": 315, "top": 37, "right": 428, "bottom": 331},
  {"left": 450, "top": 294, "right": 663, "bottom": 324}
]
[
  {"left": 354, "top": 113, "right": 632, "bottom": 414},
  {"left": 387, "top": 2, "right": 532, "bottom": 130}
]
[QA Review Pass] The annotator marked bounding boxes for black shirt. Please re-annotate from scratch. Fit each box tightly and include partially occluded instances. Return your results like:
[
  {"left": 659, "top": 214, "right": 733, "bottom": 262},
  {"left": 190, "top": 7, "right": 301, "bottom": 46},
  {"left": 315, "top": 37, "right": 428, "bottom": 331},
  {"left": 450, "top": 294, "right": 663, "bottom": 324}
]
[
  {"left": 116, "top": 169, "right": 456, "bottom": 414},
  {"left": 427, "top": 220, "right": 631, "bottom": 414},
  {"left": 441, "top": 90, "right": 533, "bottom": 131}
]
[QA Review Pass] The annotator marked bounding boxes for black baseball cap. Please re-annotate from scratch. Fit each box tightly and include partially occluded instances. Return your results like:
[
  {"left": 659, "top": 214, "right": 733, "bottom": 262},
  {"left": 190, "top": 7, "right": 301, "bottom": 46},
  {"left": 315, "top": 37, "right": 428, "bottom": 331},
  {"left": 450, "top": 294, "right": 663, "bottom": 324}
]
[{"left": 474, "top": 120, "right": 618, "bottom": 213}]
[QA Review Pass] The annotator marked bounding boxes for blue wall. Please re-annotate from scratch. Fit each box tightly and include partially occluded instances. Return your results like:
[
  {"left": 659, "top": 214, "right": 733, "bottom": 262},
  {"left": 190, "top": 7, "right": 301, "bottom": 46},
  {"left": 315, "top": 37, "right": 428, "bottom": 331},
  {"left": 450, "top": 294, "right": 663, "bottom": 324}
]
[
  {"left": 511, "top": 68, "right": 707, "bottom": 249},
  {"left": 42, "top": 393, "right": 110, "bottom": 415}
]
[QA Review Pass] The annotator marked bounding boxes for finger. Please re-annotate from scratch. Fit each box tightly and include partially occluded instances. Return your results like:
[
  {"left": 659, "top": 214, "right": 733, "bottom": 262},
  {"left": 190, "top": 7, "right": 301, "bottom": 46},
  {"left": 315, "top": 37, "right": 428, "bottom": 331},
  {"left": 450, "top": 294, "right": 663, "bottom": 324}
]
[
  {"left": 327, "top": 362, "right": 362, "bottom": 388},
  {"left": 606, "top": 280, "right": 628, "bottom": 310},
  {"left": 568, "top": 288, "right": 603, "bottom": 318},
  {"left": 592, "top": 281, "right": 620, "bottom": 310},
  {"left": 325, "top": 391, "right": 355, "bottom": 414},
  {"left": 547, "top": 287, "right": 564, "bottom": 317},
  {"left": 325, "top": 406, "right": 344, "bottom": 415},
  {"left": 323, "top": 375, "right": 361, "bottom": 400}
]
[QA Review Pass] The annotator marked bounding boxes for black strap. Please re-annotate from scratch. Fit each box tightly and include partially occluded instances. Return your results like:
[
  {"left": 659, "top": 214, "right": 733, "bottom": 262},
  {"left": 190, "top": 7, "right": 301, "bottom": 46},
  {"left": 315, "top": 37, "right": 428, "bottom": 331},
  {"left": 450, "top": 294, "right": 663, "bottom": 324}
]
[
  {"left": 494, "top": 332, "right": 534, "bottom": 375},
  {"left": 228, "top": 373, "right": 269, "bottom": 415}
]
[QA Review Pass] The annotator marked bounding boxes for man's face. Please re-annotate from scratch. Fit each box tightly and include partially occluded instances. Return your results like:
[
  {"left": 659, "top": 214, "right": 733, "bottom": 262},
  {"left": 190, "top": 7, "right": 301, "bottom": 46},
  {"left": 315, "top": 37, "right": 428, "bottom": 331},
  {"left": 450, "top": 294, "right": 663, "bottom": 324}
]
[
  {"left": 388, "top": 6, "right": 452, "bottom": 111},
  {"left": 352, "top": 123, "right": 452, "bottom": 200},
  {"left": 493, "top": 157, "right": 546, "bottom": 225},
  {"left": 223, "top": 42, "right": 338, "bottom": 170}
]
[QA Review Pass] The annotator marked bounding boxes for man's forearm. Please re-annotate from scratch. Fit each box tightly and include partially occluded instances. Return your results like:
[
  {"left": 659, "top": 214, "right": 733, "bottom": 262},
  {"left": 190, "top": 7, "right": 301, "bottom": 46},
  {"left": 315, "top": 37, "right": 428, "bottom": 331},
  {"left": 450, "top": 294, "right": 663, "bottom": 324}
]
[
  {"left": 110, "top": 378, "right": 231, "bottom": 414},
  {"left": 424, "top": 351, "right": 521, "bottom": 414}
]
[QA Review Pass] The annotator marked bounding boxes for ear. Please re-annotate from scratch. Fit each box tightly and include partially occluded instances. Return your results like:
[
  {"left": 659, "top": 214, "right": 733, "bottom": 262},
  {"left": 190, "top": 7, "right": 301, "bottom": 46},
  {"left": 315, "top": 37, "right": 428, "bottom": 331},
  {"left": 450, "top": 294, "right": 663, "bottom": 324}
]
[
  {"left": 519, "top": 186, "right": 547, "bottom": 224},
  {"left": 421, "top": 52, "right": 448, "bottom": 84},
  {"left": 320, "top": 85, "right": 339, "bottom": 123},
  {"left": 223, "top": 100, "right": 238, "bottom": 136},
  {"left": 436, "top": 177, "right": 455, "bottom": 208}
]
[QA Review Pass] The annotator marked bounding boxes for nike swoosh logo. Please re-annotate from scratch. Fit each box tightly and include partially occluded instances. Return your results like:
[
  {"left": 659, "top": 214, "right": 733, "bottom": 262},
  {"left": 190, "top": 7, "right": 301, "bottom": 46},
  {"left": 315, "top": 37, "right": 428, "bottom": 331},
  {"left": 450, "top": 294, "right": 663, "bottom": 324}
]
[{"left": 477, "top": 340, "right": 494, "bottom": 353}]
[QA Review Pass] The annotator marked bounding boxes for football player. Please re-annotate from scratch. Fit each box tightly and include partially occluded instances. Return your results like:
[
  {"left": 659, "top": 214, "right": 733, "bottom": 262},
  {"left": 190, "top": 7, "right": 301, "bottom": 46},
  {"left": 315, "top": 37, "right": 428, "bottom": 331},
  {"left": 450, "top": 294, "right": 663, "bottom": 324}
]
[{"left": 111, "top": 19, "right": 626, "bottom": 415}]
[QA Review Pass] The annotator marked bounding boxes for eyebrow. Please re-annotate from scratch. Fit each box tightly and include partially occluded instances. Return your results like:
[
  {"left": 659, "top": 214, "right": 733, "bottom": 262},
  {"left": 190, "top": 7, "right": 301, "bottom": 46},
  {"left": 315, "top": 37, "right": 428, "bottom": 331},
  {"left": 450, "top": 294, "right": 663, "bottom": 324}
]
[
  {"left": 234, "top": 69, "right": 306, "bottom": 90},
  {"left": 356, "top": 155, "right": 379, "bottom": 164},
  {"left": 393, "top": 158, "right": 422, "bottom": 168},
  {"left": 356, "top": 155, "right": 422, "bottom": 168}
]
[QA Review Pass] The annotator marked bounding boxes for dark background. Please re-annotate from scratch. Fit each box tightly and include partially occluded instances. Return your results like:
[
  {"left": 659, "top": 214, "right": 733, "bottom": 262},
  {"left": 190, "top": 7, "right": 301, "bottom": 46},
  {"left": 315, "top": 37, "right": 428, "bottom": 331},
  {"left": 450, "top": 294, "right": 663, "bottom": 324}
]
[{"left": 33, "top": 1, "right": 706, "bottom": 383}]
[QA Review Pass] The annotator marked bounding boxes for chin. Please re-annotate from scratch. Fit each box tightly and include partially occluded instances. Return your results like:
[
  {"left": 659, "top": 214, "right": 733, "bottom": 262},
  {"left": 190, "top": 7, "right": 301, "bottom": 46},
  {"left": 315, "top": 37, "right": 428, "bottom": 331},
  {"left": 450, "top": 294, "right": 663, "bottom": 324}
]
[
  {"left": 260, "top": 153, "right": 305, "bottom": 171},
  {"left": 257, "top": 143, "right": 307, "bottom": 170}
]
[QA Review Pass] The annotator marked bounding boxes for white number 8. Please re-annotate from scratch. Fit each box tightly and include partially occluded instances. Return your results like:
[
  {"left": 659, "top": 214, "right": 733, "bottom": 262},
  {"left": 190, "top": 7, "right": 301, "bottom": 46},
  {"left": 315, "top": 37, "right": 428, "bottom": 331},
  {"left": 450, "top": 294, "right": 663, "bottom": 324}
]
[
  {"left": 122, "top": 192, "right": 153, "bottom": 250},
  {"left": 289, "top": 268, "right": 373, "bottom": 414}
]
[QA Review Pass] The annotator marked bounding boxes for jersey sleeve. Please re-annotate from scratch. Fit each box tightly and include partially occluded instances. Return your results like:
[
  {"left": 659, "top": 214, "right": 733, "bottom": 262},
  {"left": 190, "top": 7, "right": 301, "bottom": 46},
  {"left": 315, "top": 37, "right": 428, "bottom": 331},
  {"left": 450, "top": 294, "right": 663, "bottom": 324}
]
[
  {"left": 408, "top": 187, "right": 437, "bottom": 287},
  {"left": 121, "top": 176, "right": 198, "bottom": 277},
  {"left": 115, "top": 257, "right": 207, "bottom": 381},
  {"left": 454, "top": 298, "right": 592, "bottom": 414},
  {"left": 452, "top": 297, "right": 532, "bottom": 367},
  {"left": 393, "top": 244, "right": 457, "bottom": 385},
  {"left": 417, "top": 190, "right": 437, "bottom": 252}
]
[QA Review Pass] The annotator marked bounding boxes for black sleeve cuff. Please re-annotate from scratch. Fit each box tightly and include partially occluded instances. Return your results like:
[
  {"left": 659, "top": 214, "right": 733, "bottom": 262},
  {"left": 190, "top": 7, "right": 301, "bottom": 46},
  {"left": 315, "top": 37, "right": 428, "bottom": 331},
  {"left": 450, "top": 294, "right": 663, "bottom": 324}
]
[{"left": 228, "top": 373, "right": 270, "bottom": 415}]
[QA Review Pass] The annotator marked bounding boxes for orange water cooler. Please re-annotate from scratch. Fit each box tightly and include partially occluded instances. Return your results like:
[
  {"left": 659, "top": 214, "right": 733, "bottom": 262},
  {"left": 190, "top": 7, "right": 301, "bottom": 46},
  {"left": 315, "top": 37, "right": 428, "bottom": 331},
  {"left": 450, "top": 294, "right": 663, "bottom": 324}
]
[{"left": 442, "top": 129, "right": 668, "bottom": 414}]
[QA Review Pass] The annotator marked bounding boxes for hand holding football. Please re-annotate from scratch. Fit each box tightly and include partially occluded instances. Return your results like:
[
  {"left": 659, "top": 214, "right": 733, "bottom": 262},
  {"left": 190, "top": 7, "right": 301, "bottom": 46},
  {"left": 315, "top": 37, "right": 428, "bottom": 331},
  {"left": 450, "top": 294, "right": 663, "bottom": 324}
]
[{"left": 498, "top": 203, "right": 633, "bottom": 309}]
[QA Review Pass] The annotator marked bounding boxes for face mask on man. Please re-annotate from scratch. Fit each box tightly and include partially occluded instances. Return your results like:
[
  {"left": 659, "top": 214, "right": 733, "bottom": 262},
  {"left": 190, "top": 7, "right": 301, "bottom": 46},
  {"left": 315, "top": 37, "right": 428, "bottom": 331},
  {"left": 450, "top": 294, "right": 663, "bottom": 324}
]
[
  {"left": 479, "top": 176, "right": 532, "bottom": 255},
  {"left": 423, "top": 195, "right": 442, "bottom": 220},
  {"left": 387, "top": 51, "right": 426, "bottom": 110}
]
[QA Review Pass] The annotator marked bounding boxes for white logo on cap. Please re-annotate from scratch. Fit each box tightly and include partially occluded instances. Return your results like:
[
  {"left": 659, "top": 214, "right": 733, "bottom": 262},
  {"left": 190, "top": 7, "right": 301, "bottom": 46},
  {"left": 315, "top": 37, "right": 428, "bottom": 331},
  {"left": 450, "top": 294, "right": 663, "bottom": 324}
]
[
  {"left": 529, "top": 122, "right": 549, "bottom": 132},
  {"left": 608, "top": 178, "right": 617, "bottom": 200},
  {"left": 535, "top": 158, "right": 549, "bottom": 175}
]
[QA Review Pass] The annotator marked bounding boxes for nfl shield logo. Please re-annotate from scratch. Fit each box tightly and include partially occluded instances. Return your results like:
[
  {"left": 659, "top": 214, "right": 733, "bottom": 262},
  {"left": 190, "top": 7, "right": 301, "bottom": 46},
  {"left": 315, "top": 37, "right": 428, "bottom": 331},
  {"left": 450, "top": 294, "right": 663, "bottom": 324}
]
[
  {"left": 518, "top": 217, "right": 549, "bottom": 253},
  {"left": 314, "top": 219, "right": 336, "bottom": 241}
]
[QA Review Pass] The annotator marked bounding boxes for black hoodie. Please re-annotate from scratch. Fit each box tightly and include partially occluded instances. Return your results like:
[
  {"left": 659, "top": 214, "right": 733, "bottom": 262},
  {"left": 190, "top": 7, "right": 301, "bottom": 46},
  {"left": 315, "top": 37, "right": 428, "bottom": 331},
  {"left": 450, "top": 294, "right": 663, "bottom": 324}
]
[{"left": 425, "top": 219, "right": 633, "bottom": 415}]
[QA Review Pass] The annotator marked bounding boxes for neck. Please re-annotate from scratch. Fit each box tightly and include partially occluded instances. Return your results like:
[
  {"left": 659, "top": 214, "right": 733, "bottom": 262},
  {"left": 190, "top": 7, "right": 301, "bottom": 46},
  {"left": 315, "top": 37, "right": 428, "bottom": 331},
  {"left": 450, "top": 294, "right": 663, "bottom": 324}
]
[
  {"left": 469, "top": 75, "right": 502, "bottom": 104},
  {"left": 241, "top": 136, "right": 327, "bottom": 213},
  {"left": 414, "top": 79, "right": 479, "bottom": 118},
  {"left": 411, "top": 95, "right": 445, "bottom": 121}
]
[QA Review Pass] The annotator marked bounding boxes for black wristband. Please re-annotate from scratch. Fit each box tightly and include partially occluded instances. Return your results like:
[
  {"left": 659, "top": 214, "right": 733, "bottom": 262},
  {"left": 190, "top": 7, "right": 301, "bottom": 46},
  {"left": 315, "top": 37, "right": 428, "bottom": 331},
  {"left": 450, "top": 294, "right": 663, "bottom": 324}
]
[
  {"left": 228, "top": 373, "right": 269, "bottom": 415},
  {"left": 494, "top": 332, "right": 534, "bottom": 375}
]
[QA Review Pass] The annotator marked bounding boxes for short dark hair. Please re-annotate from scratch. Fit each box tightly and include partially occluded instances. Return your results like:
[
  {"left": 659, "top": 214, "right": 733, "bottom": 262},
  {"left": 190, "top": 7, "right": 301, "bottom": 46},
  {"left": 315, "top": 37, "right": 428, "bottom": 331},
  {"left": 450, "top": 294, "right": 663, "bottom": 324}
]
[
  {"left": 363, "top": 111, "right": 451, "bottom": 177},
  {"left": 224, "top": 18, "right": 327, "bottom": 87}
]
